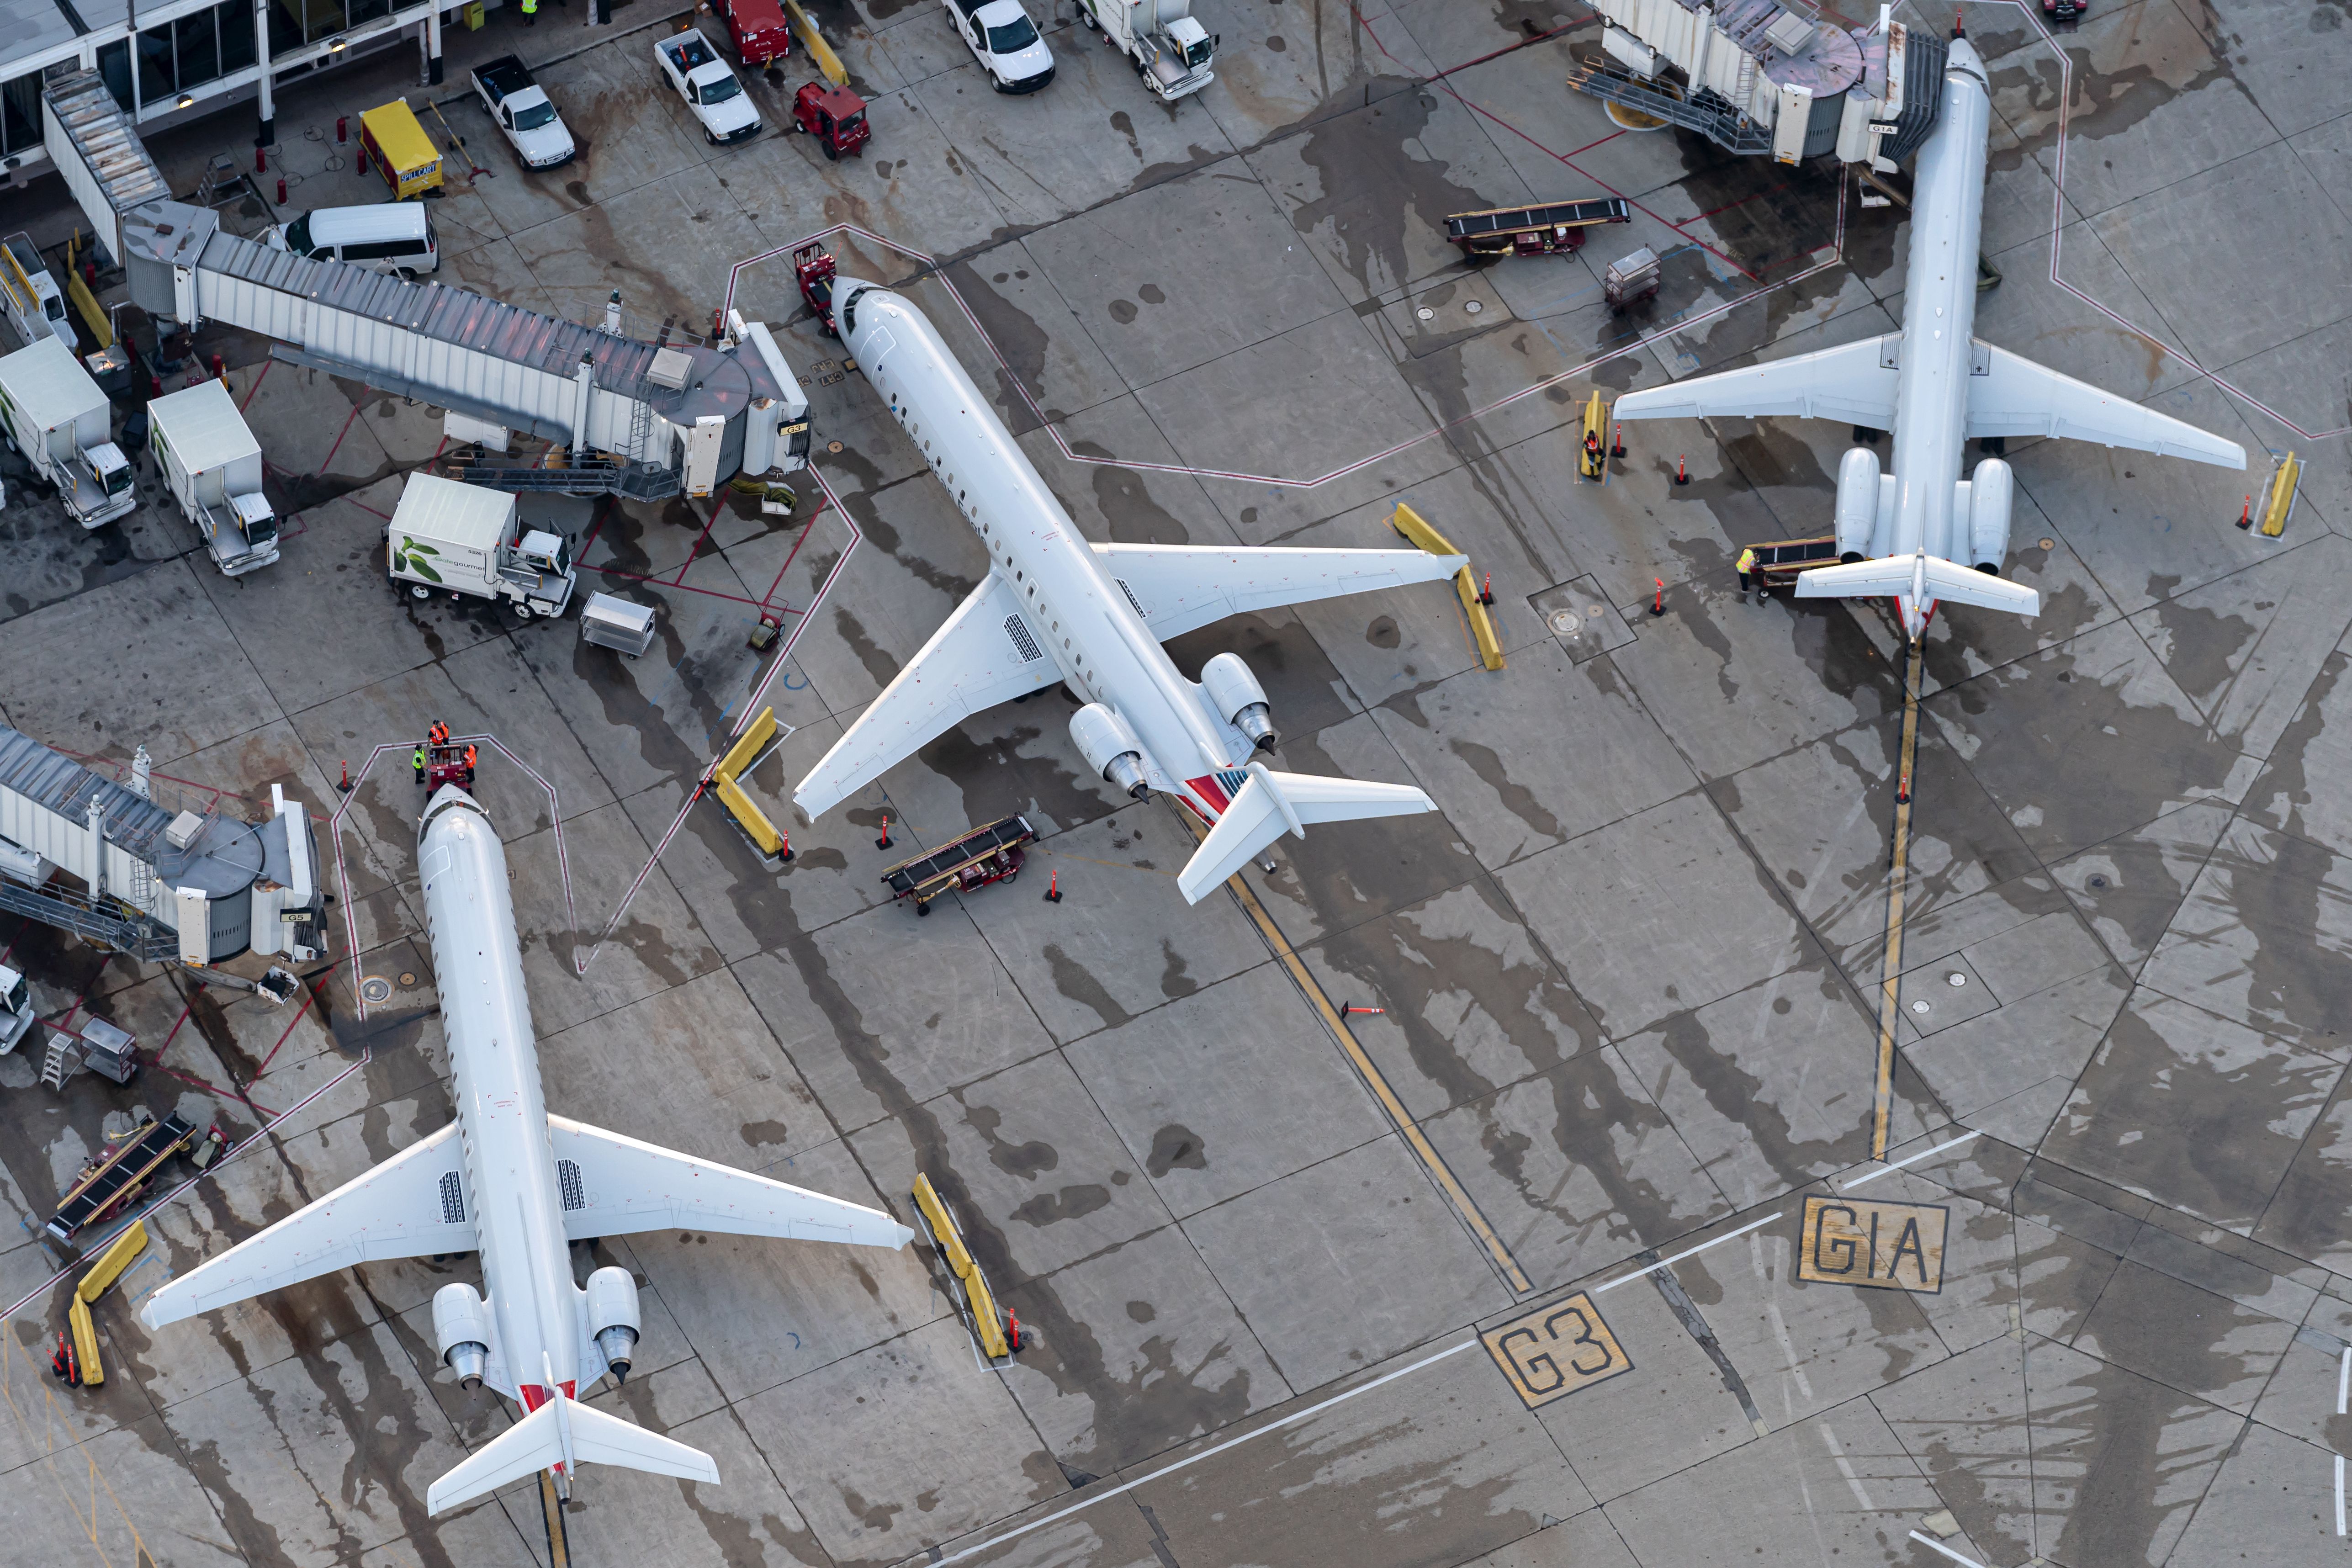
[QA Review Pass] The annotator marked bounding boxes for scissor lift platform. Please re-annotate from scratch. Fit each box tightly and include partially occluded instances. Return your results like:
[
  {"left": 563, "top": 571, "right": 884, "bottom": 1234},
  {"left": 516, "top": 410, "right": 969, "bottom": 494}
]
[{"left": 881, "top": 816, "right": 1035, "bottom": 913}]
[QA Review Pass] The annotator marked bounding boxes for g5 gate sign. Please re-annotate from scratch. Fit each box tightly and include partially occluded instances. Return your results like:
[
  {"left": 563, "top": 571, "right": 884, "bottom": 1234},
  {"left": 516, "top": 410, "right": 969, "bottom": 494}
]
[{"left": 1796, "top": 1196, "right": 1948, "bottom": 1293}]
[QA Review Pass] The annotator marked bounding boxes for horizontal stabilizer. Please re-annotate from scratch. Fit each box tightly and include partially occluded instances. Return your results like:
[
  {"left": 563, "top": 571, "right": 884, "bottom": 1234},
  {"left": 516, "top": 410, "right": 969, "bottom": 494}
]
[
  {"left": 141, "top": 1123, "right": 473, "bottom": 1331},
  {"left": 1611, "top": 333, "right": 1899, "bottom": 429},
  {"left": 1967, "top": 341, "right": 2246, "bottom": 468},
  {"left": 425, "top": 1390, "right": 720, "bottom": 1515},
  {"left": 547, "top": 1117, "right": 915, "bottom": 1249},
  {"left": 1796, "top": 552, "right": 2041, "bottom": 618},
  {"left": 1176, "top": 763, "right": 1435, "bottom": 905}
]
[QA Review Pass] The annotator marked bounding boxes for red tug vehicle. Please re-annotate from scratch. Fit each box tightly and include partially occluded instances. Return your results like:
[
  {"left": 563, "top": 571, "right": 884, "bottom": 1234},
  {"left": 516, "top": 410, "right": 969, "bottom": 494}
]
[
  {"left": 719, "top": 0, "right": 794, "bottom": 64},
  {"left": 791, "top": 83, "right": 869, "bottom": 160}
]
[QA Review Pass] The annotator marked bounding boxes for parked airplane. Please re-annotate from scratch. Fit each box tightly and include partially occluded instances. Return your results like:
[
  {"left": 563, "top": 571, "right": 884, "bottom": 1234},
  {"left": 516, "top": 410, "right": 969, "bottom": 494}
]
[
  {"left": 141, "top": 785, "right": 913, "bottom": 1515},
  {"left": 796, "top": 278, "right": 1470, "bottom": 904},
  {"left": 1609, "top": 29, "right": 2246, "bottom": 641}
]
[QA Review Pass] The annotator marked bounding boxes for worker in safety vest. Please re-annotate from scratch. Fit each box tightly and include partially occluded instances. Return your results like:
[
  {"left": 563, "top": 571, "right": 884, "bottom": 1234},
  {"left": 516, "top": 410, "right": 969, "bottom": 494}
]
[
  {"left": 1736, "top": 546, "right": 1758, "bottom": 593},
  {"left": 463, "top": 744, "right": 478, "bottom": 783},
  {"left": 521, "top": 0, "right": 536, "bottom": 24},
  {"left": 413, "top": 745, "right": 427, "bottom": 786}
]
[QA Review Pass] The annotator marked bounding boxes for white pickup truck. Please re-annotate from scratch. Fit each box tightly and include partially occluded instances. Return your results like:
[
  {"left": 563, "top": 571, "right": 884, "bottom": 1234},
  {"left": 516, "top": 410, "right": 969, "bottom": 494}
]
[
  {"left": 655, "top": 30, "right": 762, "bottom": 145},
  {"left": 471, "top": 55, "right": 576, "bottom": 170}
]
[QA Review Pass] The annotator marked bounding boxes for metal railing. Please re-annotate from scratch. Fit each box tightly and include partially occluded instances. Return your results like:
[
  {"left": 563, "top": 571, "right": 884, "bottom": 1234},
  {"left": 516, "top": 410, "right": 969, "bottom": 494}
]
[
  {"left": 1564, "top": 60, "right": 1775, "bottom": 155},
  {"left": 0, "top": 879, "right": 177, "bottom": 961}
]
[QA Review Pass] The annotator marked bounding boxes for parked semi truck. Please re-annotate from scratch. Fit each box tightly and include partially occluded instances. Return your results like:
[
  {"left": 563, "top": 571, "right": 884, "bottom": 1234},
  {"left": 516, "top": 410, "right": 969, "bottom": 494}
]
[
  {"left": 0, "top": 336, "right": 134, "bottom": 527},
  {"left": 148, "top": 379, "right": 279, "bottom": 577},
  {"left": 387, "top": 473, "right": 578, "bottom": 618},
  {"left": 1080, "top": 0, "right": 1215, "bottom": 100}
]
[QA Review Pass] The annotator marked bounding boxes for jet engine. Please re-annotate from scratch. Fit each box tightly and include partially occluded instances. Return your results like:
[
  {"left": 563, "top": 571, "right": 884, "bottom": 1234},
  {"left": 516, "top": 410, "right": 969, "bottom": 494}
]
[
  {"left": 432, "top": 1282, "right": 492, "bottom": 1391},
  {"left": 1199, "top": 652, "right": 1278, "bottom": 753},
  {"left": 585, "top": 1265, "right": 642, "bottom": 1383},
  {"left": 1833, "top": 447, "right": 1883, "bottom": 562},
  {"left": 1964, "top": 457, "right": 2013, "bottom": 573},
  {"left": 1070, "top": 704, "right": 1151, "bottom": 799}
]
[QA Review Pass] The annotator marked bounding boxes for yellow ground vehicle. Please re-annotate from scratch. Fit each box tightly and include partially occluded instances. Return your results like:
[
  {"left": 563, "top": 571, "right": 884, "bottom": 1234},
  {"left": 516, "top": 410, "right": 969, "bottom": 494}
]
[{"left": 358, "top": 100, "right": 443, "bottom": 199}]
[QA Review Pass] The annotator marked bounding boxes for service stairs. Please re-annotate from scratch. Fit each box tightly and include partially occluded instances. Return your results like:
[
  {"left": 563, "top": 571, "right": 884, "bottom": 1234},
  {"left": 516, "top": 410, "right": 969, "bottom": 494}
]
[
  {"left": 0, "top": 878, "right": 177, "bottom": 961},
  {"left": 1564, "top": 60, "right": 1775, "bottom": 154},
  {"left": 39, "top": 1034, "right": 76, "bottom": 1091}
]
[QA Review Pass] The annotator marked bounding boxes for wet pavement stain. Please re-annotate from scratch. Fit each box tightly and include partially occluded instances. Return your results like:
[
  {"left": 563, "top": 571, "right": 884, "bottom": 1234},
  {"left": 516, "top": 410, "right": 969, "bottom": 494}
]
[
  {"left": 1042, "top": 943, "right": 1134, "bottom": 1032},
  {"left": 1287, "top": 85, "right": 1492, "bottom": 297},
  {"left": 1147, "top": 1123, "right": 1208, "bottom": 1178}
]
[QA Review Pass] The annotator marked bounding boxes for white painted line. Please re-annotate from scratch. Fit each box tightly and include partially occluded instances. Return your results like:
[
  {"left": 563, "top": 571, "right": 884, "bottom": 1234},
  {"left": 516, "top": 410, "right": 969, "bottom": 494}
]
[
  {"left": 1842, "top": 1130, "right": 1983, "bottom": 1190},
  {"left": 1593, "top": 1215, "right": 1776, "bottom": 1293},
  {"left": 1907, "top": 1530, "right": 1988, "bottom": 1568},
  {"left": 932, "top": 1338, "right": 1479, "bottom": 1565},
  {"left": 2336, "top": 1454, "right": 2344, "bottom": 1537},
  {"left": 2337, "top": 1345, "right": 2348, "bottom": 1416}
]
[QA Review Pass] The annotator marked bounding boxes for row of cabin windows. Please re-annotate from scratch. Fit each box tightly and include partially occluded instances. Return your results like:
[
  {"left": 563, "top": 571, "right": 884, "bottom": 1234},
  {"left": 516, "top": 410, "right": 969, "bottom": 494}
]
[{"left": 889, "top": 385, "right": 1090, "bottom": 673}]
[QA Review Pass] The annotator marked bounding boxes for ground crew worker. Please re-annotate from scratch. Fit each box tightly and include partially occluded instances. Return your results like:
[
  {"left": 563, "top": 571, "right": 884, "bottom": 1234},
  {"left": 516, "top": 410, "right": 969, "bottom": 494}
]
[
  {"left": 1582, "top": 429, "right": 1603, "bottom": 476},
  {"left": 464, "top": 743, "right": 478, "bottom": 783},
  {"left": 413, "top": 745, "right": 427, "bottom": 787},
  {"left": 521, "top": 0, "right": 536, "bottom": 25},
  {"left": 1736, "top": 546, "right": 1758, "bottom": 593}
]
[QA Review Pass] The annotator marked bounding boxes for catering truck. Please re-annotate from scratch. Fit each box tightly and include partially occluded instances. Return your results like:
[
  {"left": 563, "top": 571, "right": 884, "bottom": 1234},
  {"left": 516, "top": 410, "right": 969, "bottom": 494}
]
[
  {"left": 147, "top": 379, "right": 279, "bottom": 577},
  {"left": 386, "top": 472, "right": 578, "bottom": 618},
  {"left": 1080, "top": 0, "right": 1215, "bottom": 101},
  {"left": 0, "top": 336, "right": 134, "bottom": 527}
]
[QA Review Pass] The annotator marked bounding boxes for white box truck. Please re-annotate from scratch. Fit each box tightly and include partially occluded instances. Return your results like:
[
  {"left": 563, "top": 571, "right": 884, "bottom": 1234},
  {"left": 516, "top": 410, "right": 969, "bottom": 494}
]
[
  {"left": 386, "top": 472, "right": 578, "bottom": 618},
  {"left": 148, "top": 379, "right": 279, "bottom": 577},
  {"left": 1080, "top": 0, "right": 1216, "bottom": 101},
  {"left": 0, "top": 335, "right": 133, "bottom": 527}
]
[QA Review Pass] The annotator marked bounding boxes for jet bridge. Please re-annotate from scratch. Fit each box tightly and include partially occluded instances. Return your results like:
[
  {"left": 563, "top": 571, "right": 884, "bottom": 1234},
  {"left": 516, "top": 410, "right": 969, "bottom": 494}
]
[
  {"left": 117, "top": 201, "right": 809, "bottom": 502},
  {"left": 0, "top": 725, "right": 322, "bottom": 965}
]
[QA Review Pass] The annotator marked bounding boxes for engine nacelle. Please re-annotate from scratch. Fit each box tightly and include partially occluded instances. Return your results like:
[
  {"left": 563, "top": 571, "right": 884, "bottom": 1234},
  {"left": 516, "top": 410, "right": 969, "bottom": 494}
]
[
  {"left": 432, "top": 1282, "right": 491, "bottom": 1391},
  {"left": 1964, "top": 457, "right": 2013, "bottom": 573},
  {"left": 1069, "top": 704, "right": 1151, "bottom": 799},
  {"left": 1199, "top": 652, "right": 1278, "bottom": 753},
  {"left": 1833, "top": 447, "right": 1881, "bottom": 561},
  {"left": 585, "top": 1265, "right": 642, "bottom": 1383}
]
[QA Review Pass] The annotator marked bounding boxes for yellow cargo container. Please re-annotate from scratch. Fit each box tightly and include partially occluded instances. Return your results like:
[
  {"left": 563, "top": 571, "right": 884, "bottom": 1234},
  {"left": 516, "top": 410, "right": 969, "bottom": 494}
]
[{"left": 359, "top": 100, "right": 443, "bottom": 199}]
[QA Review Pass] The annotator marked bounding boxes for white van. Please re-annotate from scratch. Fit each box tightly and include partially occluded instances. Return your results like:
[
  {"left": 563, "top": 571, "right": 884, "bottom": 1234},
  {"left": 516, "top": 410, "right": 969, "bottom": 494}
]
[{"left": 262, "top": 204, "right": 440, "bottom": 275}]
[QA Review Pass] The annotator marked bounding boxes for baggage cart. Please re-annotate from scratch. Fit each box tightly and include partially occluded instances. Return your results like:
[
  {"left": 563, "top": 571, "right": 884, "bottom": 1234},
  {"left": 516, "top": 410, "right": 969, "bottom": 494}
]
[
  {"left": 581, "top": 593, "right": 658, "bottom": 656},
  {"left": 1605, "top": 246, "right": 1662, "bottom": 312}
]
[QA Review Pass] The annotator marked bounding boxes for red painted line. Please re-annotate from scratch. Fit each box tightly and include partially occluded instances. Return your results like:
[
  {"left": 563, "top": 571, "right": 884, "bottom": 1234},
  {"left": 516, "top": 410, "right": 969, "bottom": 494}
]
[
  {"left": 1562, "top": 127, "right": 1626, "bottom": 160},
  {"left": 348, "top": 499, "right": 392, "bottom": 521},
  {"left": 251, "top": 985, "right": 316, "bottom": 1076},
  {"left": 578, "top": 560, "right": 764, "bottom": 609},
  {"left": 671, "top": 497, "right": 724, "bottom": 585},
  {"left": 152, "top": 1001, "right": 193, "bottom": 1059},
  {"left": 318, "top": 403, "right": 361, "bottom": 474},
  {"left": 151, "top": 1061, "right": 278, "bottom": 1118},
  {"left": 1693, "top": 181, "right": 1793, "bottom": 222},
  {"left": 237, "top": 357, "right": 272, "bottom": 412},
  {"left": 757, "top": 495, "right": 827, "bottom": 610},
  {"left": 1425, "top": 18, "right": 1584, "bottom": 82}
]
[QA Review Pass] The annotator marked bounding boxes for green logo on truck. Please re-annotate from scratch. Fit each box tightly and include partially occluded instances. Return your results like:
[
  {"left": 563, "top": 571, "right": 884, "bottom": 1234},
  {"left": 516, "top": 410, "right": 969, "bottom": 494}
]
[{"left": 394, "top": 536, "right": 444, "bottom": 582}]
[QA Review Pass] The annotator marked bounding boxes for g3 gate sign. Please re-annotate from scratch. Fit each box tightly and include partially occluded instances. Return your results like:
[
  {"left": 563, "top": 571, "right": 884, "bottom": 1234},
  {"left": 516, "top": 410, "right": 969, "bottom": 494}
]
[
  {"left": 1796, "top": 1196, "right": 1948, "bottom": 1293},
  {"left": 1480, "top": 1292, "right": 1633, "bottom": 1409}
]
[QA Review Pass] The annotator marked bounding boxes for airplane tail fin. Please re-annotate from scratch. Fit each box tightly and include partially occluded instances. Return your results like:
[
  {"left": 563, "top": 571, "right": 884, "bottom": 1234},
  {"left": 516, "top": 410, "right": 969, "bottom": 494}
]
[
  {"left": 1176, "top": 763, "right": 1435, "bottom": 905},
  {"left": 1796, "top": 553, "right": 2041, "bottom": 618},
  {"left": 425, "top": 1388, "right": 720, "bottom": 1515}
]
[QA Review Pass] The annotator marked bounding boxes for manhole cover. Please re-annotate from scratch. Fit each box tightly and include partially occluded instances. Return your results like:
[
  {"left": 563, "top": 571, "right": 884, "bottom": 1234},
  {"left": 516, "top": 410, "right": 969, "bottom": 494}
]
[
  {"left": 360, "top": 976, "right": 393, "bottom": 1005},
  {"left": 1549, "top": 609, "right": 1580, "bottom": 635},
  {"left": 1947, "top": 972, "right": 1967, "bottom": 988},
  {"left": 1415, "top": 306, "right": 1434, "bottom": 321},
  {"left": 398, "top": 971, "right": 418, "bottom": 987},
  {"left": 1911, "top": 999, "right": 1931, "bottom": 1014},
  {"left": 826, "top": 440, "right": 844, "bottom": 455},
  {"left": 1464, "top": 300, "right": 1483, "bottom": 314},
  {"left": 2038, "top": 537, "right": 2055, "bottom": 551}
]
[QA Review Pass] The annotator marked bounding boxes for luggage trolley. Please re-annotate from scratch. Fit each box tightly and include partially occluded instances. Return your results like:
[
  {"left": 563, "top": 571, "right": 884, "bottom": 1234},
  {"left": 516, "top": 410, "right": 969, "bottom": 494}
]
[{"left": 879, "top": 816, "right": 1036, "bottom": 914}]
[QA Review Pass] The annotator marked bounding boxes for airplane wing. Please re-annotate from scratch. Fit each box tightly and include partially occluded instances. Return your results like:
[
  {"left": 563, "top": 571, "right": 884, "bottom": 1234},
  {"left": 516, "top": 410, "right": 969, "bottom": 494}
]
[
  {"left": 546, "top": 1115, "right": 915, "bottom": 1248},
  {"left": 141, "top": 1122, "right": 472, "bottom": 1330},
  {"left": 792, "top": 572, "right": 1061, "bottom": 819},
  {"left": 1092, "top": 544, "right": 1468, "bottom": 643},
  {"left": 1611, "top": 333, "right": 1900, "bottom": 427},
  {"left": 1966, "top": 342, "right": 2246, "bottom": 467}
]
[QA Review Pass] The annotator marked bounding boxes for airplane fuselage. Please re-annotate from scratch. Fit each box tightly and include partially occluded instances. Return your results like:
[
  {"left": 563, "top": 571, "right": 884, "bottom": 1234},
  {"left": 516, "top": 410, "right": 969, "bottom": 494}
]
[
  {"left": 836, "top": 281, "right": 1259, "bottom": 821},
  {"left": 418, "top": 789, "right": 585, "bottom": 1411},
  {"left": 1882, "top": 36, "right": 1994, "bottom": 636}
]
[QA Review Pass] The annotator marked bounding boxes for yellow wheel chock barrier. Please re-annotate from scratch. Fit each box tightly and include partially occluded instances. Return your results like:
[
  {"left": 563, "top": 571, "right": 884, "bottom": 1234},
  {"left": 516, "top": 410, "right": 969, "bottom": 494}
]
[
  {"left": 2260, "top": 451, "right": 2299, "bottom": 539},
  {"left": 65, "top": 1219, "right": 149, "bottom": 1387},
  {"left": 705, "top": 706, "right": 792, "bottom": 866},
  {"left": 1391, "top": 502, "right": 1505, "bottom": 672},
  {"left": 911, "top": 1173, "right": 1013, "bottom": 1361},
  {"left": 783, "top": 0, "right": 850, "bottom": 86}
]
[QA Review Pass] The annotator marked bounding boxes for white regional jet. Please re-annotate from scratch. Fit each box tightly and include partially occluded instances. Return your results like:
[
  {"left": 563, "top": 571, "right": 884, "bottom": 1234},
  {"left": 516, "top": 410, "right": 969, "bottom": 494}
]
[
  {"left": 141, "top": 786, "right": 913, "bottom": 1514},
  {"left": 796, "top": 279, "right": 1470, "bottom": 904},
  {"left": 1610, "top": 30, "right": 2245, "bottom": 641}
]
